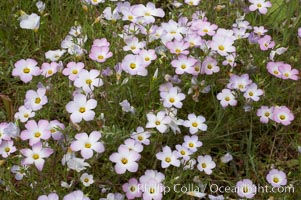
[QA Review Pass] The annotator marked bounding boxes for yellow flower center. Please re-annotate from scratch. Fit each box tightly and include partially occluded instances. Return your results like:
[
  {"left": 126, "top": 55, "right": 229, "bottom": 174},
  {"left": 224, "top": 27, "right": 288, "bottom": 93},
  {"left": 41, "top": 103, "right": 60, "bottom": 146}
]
[
  {"left": 194, "top": 66, "right": 200, "bottom": 72},
  {"left": 257, "top": 3, "right": 262, "bottom": 8},
  {"left": 85, "top": 143, "right": 91, "bottom": 148},
  {"left": 23, "top": 68, "right": 30, "bottom": 74},
  {"left": 35, "top": 98, "right": 41, "bottom": 104},
  {"left": 279, "top": 115, "right": 286, "bottom": 120},
  {"left": 243, "top": 186, "right": 249, "bottom": 193},
  {"left": 130, "top": 186, "right": 136, "bottom": 192},
  {"left": 121, "top": 158, "right": 128, "bottom": 164},
  {"left": 181, "top": 64, "right": 186, "bottom": 69},
  {"left": 225, "top": 96, "right": 230, "bottom": 101},
  {"left": 72, "top": 69, "right": 78, "bottom": 74},
  {"left": 4, "top": 147, "right": 10, "bottom": 152},
  {"left": 79, "top": 107, "right": 86, "bottom": 113},
  {"left": 149, "top": 187, "right": 155, "bottom": 194},
  {"left": 47, "top": 70, "right": 53, "bottom": 75},
  {"left": 180, "top": 150, "right": 186, "bottom": 155},
  {"left": 130, "top": 63, "right": 136, "bottom": 69},
  {"left": 169, "top": 97, "right": 175, "bottom": 103},
  {"left": 131, "top": 46, "right": 136, "bottom": 50},
  {"left": 203, "top": 29, "right": 208, "bottom": 33},
  {"left": 32, "top": 154, "right": 39, "bottom": 160},
  {"left": 155, "top": 121, "right": 161, "bottom": 125},
  {"left": 175, "top": 49, "right": 181, "bottom": 54},
  {"left": 218, "top": 45, "right": 225, "bottom": 51},
  {"left": 170, "top": 31, "right": 176, "bottom": 35},
  {"left": 273, "top": 70, "right": 279, "bottom": 75},
  {"left": 23, "top": 113, "right": 29, "bottom": 118},
  {"left": 86, "top": 79, "right": 92, "bottom": 84},
  {"left": 189, "top": 142, "right": 194, "bottom": 148},
  {"left": 98, "top": 55, "right": 104, "bottom": 60},
  {"left": 137, "top": 135, "right": 143, "bottom": 141},
  {"left": 249, "top": 92, "right": 254, "bottom": 96},
  {"left": 284, "top": 73, "right": 289, "bottom": 77},
  {"left": 145, "top": 57, "right": 150, "bottom": 61},
  {"left": 50, "top": 129, "right": 56, "bottom": 133},
  {"left": 34, "top": 132, "right": 41, "bottom": 138},
  {"left": 192, "top": 122, "right": 198, "bottom": 127},
  {"left": 273, "top": 177, "right": 279, "bottom": 183},
  {"left": 264, "top": 112, "right": 270, "bottom": 117},
  {"left": 207, "top": 64, "right": 213, "bottom": 69},
  {"left": 128, "top": 16, "right": 133, "bottom": 20},
  {"left": 201, "top": 163, "right": 207, "bottom": 168},
  {"left": 165, "top": 157, "right": 171, "bottom": 163},
  {"left": 84, "top": 178, "right": 89, "bottom": 182},
  {"left": 145, "top": 12, "right": 151, "bottom": 16}
]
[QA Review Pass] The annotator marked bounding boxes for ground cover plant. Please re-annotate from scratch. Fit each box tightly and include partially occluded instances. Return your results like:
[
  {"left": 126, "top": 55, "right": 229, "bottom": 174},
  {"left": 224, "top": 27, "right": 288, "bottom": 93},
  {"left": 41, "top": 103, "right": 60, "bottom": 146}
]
[{"left": 0, "top": 0, "right": 301, "bottom": 199}]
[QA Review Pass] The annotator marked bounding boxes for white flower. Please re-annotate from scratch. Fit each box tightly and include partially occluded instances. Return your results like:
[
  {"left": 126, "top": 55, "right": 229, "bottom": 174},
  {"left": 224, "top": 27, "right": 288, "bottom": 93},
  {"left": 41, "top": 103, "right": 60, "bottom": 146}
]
[
  {"left": 197, "top": 155, "right": 216, "bottom": 175},
  {"left": 36, "top": 1, "right": 46, "bottom": 13},
  {"left": 19, "top": 13, "right": 40, "bottom": 31},
  {"left": 156, "top": 146, "right": 181, "bottom": 168},
  {"left": 45, "top": 49, "right": 66, "bottom": 61},
  {"left": 119, "top": 100, "right": 135, "bottom": 113},
  {"left": 80, "top": 173, "right": 94, "bottom": 187},
  {"left": 183, "top": 113, "right": 207, "bottom": 134},
  {"left": 61, "top": 151, "right": 90, "bottom": 172},
  {"left": 146, "top": 111, "right": 172, "bottom": 133},
  {"left": 220, "top": 152, "right": 233, "bottom": 163}
]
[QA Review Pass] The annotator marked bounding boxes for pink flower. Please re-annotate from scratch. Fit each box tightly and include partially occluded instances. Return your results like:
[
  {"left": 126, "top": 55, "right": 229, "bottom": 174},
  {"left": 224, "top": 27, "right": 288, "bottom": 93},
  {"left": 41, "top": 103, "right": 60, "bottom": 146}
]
[
  {"left": 14, "top": 105, "right": 35, "bottom": 123},
  {"left": 109, "top": 145, "right": 140, "bottom": 174},
  {"left": 166, "top": 39, "right": 190, "bottom": 55},
  {"left": 227, "top": 74, "right": 252, "bottom": 92},
  {"left": 192, "top": 20, "right": 218, "bottom": 36},
  {"left": 123, "top": 37, "right": 146, "bottom": 54},
  {"left": 41, "top": 62, "right": 58, "bottom": 78},
  {"left": 258, "top": 35, "right": 275, "bottom": 51},
  {"left": 201, "top": 56, "right": 220, "bottom": 75},
  {"left": 131, "top": 127, "right": 151, "bottom": 145},
  {"left": 171, "top": 55, "right": 197, "bottom": 75},
  {"left": 279, "top": 64, "right": 299, "bottom": 80},
  {"left": 63, "top": 190, "right": 90, "bottom": 200},
  {"left": 20, "top": 120, "right": 51, "bottom": 146},
  {"left": 122, "top": 178, "right": 142, "bottom": 199},
  {"left": 38, "top": 193, "right": 59, "bottom": 200},
  {"left": 20, "top": 142, "right": 53, "bottom": 171},
  {"left": 48, "top": 120, "right": 65, "bottom": 140},
  {"left": 92, "top": 38, "right": 110, "bottom": 48},
  {"left": 12, "top": 58, "right": 40, "bottom": 83},
  {"left": 89, "top": 46, "right": 113, "bottom": 63},
  {"left": 0, "top": 123, "right": 11, "bottom": 143},
  {"left": 24, "top": 88, "right": 48, "bottom": 111},
  {"left": 65, "top": 94, "right": 97, "bottom": 123},
  {"left": 243, "top": 83, "right": 264, "bottom": 101},
  {"left": 121, "top": 54, "right": 148, "bottom": 76},
  {"left": 272, "top": 106, "right": 294, "bottom": 126},
  {"left": 0, "top": 140, "right": 16, "bottom": 158},
  {"left": 70, "top": 131, "right": 105, "bottom": 159},
  {"left": 216, "top": 89, "right": 237, "bottom": 108},
  {"left": 257, "top": 106, "right": 273, "bottom": 124},
  {"left": 249, "top": 0, "right": 272, "bottom": 14},
  {"left": 62, "top": 62, "right": 85, "bottom": 81},
  {"left": 138, "top": 49, "right": 157, "bottom": 66},
  {"left": 266, "top": 61, "right": 283, "bottom": 78},
  {"left": 121, "top": 138, "right": 143, "bottom": 153}
]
